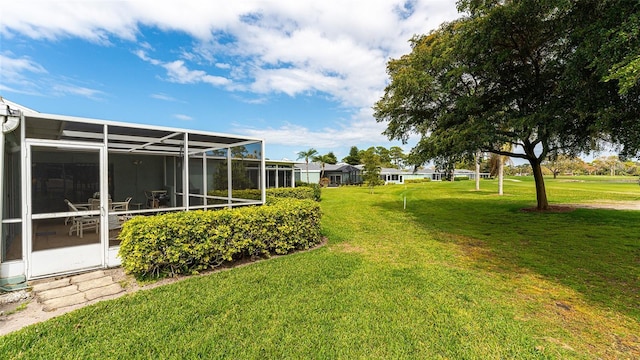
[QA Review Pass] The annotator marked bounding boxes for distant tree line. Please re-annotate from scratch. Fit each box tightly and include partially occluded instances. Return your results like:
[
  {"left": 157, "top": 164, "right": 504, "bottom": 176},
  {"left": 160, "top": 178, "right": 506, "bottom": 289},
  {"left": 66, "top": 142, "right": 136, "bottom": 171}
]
[
  {"left": 296, "top": 146, "right": 409, "bottom": 170},
  {"left": 341, "top": 146, "right": 407, "bottom": 169},
  {"left": 459, "top": 154, "right": 640, "bottom": 178}
]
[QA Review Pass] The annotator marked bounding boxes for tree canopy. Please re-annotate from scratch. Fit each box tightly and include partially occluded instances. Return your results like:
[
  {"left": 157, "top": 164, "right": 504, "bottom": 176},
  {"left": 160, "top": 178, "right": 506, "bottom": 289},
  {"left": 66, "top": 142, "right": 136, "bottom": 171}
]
[
  {"left": 374, "top": 0, "right": 640, "bottom": 209},
  {"left": 360, "top": 148, "right": 383, "bottom": 193},
  {"left": 312, "top": 153, "right": 335, "bottom": 180},
  {"left": 341, "top": 145, "right": 407, "bottom": 168},
  {"left": 342, "top": 146, "right": 361, "bottom": 165},
  {"left": 325, "top": 151, "right": 338, "bottom": 165}
]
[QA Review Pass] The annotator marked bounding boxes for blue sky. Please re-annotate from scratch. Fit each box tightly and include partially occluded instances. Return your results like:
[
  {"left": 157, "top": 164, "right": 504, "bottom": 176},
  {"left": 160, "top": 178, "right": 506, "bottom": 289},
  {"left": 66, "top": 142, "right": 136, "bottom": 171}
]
[{"left": 1, "top": 0, "right": 460, "bottom": 161}]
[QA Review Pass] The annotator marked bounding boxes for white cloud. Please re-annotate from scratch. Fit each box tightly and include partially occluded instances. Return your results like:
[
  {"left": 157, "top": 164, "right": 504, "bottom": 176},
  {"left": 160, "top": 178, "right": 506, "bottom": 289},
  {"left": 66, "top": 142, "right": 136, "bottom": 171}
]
[
  {"left": 174, "top": 114, "right": 193, "bottom": 121},
  {"left": 139, "top": 42, "right": 154, "bottom": 51},
  {"left": 2, "top": 0, "right": 459, "bottom": 107},
  {"left": 133, "top": 49, "right": 161, "bottom": 66},
  {"left": 51, "top": 84, "right": 105, "bottom": 99},
  {"left": 2, "top": 0, "right": 460, "bottom": 152},
  {"left": 150, "top": 93, "right": 180, "bottom": 102},
  {"left": 231, "top": 95, "right": 269, "bottom": 105},
  {"left": 0, "top": 1, "right": 139, "bottom": 43},
  {"left": 162, "top": 60, "right": 231, "bottom": 86},
  {"left": 234, "top": 107, "right": 390, "bottom": 148},
  {"left": 0, "top": 53, "right": 104, "bottom": 99},
  {"left": 135, "top": 50, "right": 231, "bottom": 86},
  {"left": 0, "top": 54, "right": 47, "bottom": 88}
]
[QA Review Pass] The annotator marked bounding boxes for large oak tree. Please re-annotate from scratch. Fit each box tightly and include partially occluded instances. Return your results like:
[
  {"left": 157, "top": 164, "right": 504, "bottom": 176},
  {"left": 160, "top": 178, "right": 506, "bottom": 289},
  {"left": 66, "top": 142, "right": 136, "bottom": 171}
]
[{"left": 374, "top": 0, "right": 640, "bottom": 210}]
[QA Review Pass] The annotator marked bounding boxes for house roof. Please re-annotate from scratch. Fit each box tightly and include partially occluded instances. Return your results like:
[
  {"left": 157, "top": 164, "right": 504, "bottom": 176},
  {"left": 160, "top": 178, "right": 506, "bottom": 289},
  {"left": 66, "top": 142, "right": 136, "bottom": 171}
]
[
  {"left": 3, "top": 98, "right": 263, "bottom": 157},
  {"left": 266, "top": 159, "right": 298, "bottom": 166},
  {"left": 1, "top": 97, "right": 39, "bottom": 115},
  {"left": 295, "top": 162, "right": 360, "bottom": 173}
]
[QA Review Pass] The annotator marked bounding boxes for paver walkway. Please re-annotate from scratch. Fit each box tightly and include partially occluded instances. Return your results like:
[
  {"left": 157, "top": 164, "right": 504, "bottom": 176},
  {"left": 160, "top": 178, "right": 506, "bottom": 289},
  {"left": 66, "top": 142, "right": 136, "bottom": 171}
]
[{"left": 31, "top": 270, "right": 124, "bottom": 312}]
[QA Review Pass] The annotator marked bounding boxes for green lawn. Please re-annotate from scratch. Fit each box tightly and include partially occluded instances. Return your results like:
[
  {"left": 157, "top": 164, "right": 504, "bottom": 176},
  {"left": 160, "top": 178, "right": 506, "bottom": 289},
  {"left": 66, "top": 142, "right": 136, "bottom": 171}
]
[{"left": 1, "top": 177, "right": 639, "bottom": 359}]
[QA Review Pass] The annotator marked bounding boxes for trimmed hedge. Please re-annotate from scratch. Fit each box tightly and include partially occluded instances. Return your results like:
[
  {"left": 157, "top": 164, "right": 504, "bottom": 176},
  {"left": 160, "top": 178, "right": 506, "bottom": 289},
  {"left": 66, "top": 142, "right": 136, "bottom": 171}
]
[
  {"left": 207, "top": 186, "right": 321, "bottom": 203},
  {"left": 267, "top": 186, "right": 321, "bottom": 202},
  {"left": 118, "top": 199, "right": 322, "bottom": 279},
  {"left": 404, "top": 178, "right": 431, "bottom": 183},
  {"left": 293, "top": 183, "right": 322, "bottom": 202},
  {"left": 207, "top": 189, "right": 261, "bottom": 202}
]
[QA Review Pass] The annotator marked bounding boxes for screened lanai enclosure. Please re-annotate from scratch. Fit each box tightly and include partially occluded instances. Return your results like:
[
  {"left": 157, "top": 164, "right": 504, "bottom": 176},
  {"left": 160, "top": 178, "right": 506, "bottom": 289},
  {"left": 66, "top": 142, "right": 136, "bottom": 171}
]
[{"left": 1, "top": 99, "right": 265, "bottom": 280}]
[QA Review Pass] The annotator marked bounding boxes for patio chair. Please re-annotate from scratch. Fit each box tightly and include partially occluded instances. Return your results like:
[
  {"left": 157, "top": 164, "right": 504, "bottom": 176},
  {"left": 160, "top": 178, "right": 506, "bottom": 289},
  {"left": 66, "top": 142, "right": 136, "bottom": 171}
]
[
  {"left": 65, "top": 199, "right": 99, "bottom": 238},
  {"left": 90, "top": 198, "right": 112, "bottom": 210},
  {"left": 144, "top": 191, "right": 157, "bottom": 208},
  {"left": 108, "top": 214, "right": 123, "bottom": 230},
  {"left": 112, "top": 197, "right": 132, "bottom": 212}
]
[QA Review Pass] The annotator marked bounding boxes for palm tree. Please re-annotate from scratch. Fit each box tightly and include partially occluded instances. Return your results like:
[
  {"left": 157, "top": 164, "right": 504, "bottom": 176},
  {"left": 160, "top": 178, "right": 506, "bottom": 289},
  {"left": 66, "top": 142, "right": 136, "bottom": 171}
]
[
  {"left": 297, "top": 148, "right": 318, "bottom": 184},
  {"left": 312, "top": 153, "right": 334, "bottom": 181},
  {"left": 489, "top": 147, "right": 513, "bottom": 196}
]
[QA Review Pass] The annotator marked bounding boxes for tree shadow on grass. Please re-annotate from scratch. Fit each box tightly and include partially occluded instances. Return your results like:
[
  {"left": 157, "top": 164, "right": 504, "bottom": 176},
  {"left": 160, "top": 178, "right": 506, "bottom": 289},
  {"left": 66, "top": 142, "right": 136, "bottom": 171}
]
[{"left": 374, "top": 197, "right": 640, "bottom": 321}]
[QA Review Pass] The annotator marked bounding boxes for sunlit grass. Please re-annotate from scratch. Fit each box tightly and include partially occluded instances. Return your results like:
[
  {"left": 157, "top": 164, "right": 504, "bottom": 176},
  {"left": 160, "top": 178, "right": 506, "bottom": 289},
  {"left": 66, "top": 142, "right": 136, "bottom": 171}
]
[{"left": 1, "top": 176, "right": 638, "bottom": 359}]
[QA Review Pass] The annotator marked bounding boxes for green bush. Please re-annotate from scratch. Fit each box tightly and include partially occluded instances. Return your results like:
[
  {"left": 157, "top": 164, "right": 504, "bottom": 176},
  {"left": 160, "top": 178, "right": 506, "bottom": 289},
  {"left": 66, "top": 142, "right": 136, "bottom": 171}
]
[
  {"left": 118, "top": 199, "right": 322, "bottom": 279},
  {"left": 404, "top": 178, "right": 431, "bottom": 183},
  {"left": 207, "top": 186, "right": 321, "bottom": 203},
  {"left": 295, "top": 183, "right": 322, "bottom": 201},
  {"left": 454, "top": 176, "right": 470, "bottom": 181},
  {"left": 266, "top": 187, "right": 319, "bottom": 201},
  {"left": 207, "top": 189, "right": 262, "bottom": 203}
]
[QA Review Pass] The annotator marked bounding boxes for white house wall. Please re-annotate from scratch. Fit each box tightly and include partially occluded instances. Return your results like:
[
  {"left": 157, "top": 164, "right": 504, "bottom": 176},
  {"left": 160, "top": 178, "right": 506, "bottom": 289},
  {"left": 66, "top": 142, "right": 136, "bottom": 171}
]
[{"left": 295, "top": 170, "right": 321, "bottom": 184}]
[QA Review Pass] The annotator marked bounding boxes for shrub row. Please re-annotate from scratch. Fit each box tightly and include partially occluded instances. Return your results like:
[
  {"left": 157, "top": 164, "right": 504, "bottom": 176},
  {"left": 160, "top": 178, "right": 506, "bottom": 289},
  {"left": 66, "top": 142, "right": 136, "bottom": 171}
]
[
  {"left": 294, "top": 183, "right": 322, "bottom": 201},
  {"left": 118, "top": 198, "right": 322, "bottom": 279},
  {"left": 207, "top": 186, "right": 321, "bottom": 203},
  {"left": 404, "top": 178, "right": 432, "bottom": 184},
  {"left": 207, "top": 189, "right": 261, "bottom": 202}
]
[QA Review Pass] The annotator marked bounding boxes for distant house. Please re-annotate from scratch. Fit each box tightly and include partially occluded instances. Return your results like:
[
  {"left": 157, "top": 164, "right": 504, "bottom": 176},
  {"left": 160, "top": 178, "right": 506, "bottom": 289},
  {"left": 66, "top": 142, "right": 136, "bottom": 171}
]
[
  {"left": 454, "top": 169, "right": 492, "bottom": 180},
  {"left": 379, "top": 167, "right": 490, "bottom": 184},
  {"left": 295, "top": 162, "right": 490, "bottom": 186},
  {"left": 265, "top": 160, "right": 296, "bottom": 188},
  {"left": 379, "top": 167, "right": 439, "bottom": 184},
  {"left": 295, "top": 162, "right": 361, "bottom": 186},
  {"left": 294, "top": 162, "right": 321, "bottom": 184}
]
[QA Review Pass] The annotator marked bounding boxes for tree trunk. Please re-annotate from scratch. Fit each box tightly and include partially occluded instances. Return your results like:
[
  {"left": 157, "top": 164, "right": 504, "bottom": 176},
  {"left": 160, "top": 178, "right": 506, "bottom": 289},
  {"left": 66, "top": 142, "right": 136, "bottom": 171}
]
[
  {"left": 306, "top": 160, "right": 310, "bottom": 184},
  {"left": 530, "top": 158, "right": 549, "bottom": 210},
  {"left": 475, "top": 152, "right": 480, "bottom": 191},
  {"left": 498, "top": 156, "right": 504, "bottom": 196}
]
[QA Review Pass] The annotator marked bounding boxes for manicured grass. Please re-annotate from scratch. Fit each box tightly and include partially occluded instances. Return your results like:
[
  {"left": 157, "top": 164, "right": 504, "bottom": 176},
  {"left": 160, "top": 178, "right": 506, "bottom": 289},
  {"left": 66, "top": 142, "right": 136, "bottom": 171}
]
[{"left": 1, "top": 177, "right": 638, "bottom": 359}]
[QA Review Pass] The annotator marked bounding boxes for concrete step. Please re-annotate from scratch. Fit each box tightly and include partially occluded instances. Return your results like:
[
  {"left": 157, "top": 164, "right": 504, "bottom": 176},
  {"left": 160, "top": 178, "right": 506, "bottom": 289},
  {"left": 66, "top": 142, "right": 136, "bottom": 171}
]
[
  {"left": 85, "top": 283, "right": 124, "bottom": 301},
  {"left": 42, "top": 293, "right": 87, "bottom": 312},
  {"left": 32, "top": 278, "right": 71, "bottom": 293},
  {"left": 77, "top": 276, "right": 115, "bottom": 292},
  {"left": 71, "top": 270, "right": 106, "bottom": 283},
  {"left": 31, "top": 270, "right": 124, "bottom": 312},
  {"left": 37, "top": 284, "right": 80, "bottom": 302}
]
